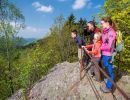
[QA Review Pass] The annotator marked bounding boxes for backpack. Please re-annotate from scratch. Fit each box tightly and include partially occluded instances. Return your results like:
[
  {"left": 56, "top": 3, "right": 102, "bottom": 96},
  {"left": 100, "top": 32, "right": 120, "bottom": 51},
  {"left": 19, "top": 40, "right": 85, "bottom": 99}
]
[
  {"left": 105, "top": 29, "right": 124, "bottom": 53},
  {"left": 105, "top": 30, "right": 124, "bottom": 63},
  {"left": 115, "top": 30, "right": 124, "bottom": 52}
]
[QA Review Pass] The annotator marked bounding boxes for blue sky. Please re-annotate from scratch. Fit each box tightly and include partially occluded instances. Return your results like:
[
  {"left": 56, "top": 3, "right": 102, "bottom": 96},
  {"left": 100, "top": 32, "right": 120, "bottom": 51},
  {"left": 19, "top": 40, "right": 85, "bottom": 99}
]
[{"left": 10, "top": 0, "right": 105, "bottom": 39}]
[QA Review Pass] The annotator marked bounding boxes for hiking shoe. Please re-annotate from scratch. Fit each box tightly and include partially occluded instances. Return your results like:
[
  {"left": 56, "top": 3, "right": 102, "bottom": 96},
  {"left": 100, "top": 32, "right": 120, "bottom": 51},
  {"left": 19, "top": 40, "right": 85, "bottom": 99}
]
[
  {"left": 100, "top": 84, "right": 112, "bottom": 93},
  {"left": 93, "top": 76, "right": 101, "bottom": 82},
  {"left": 88, "top": 70, "right": 94, "bottom": 77}
]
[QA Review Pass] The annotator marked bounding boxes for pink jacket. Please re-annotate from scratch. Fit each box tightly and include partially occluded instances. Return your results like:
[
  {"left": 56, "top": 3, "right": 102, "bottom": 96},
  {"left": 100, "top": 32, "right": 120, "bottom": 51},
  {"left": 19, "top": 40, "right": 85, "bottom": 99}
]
[{"left": 101, "top": 27, "right": 116, "bottom": 56}]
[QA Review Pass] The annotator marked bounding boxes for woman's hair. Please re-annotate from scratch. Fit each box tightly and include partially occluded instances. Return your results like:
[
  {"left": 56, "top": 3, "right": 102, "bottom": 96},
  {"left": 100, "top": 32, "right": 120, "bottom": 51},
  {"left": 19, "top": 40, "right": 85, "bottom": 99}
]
[
  {"left": 94, "top": 33, "right": 102, "bottom": 40},
  {"left": 101, "top": 17, "right": 116, "bottom": 31}
]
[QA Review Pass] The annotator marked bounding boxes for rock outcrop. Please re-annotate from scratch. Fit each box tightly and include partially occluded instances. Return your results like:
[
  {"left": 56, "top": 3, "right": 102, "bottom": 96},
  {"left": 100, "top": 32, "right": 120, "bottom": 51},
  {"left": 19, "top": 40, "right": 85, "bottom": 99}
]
[{"left": 7, "top": 62, "right": 130, "bottom": 100}]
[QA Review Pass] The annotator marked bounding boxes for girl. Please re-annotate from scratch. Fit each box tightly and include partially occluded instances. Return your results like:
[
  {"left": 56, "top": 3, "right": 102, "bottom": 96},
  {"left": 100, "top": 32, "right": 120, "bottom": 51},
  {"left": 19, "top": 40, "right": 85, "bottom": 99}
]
[
  {"left": 100, "top": 17, "right": 116, "bottom": 93},
  {"left": 82, "top": 33, "right": 102, "bottom": 81}
]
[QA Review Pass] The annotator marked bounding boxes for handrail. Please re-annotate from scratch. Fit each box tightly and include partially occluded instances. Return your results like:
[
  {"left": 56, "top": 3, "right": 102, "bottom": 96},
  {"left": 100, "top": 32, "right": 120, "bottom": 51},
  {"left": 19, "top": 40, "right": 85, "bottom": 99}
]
[{"left": 82, "top": 48, "right": 130, "bottom": 100}]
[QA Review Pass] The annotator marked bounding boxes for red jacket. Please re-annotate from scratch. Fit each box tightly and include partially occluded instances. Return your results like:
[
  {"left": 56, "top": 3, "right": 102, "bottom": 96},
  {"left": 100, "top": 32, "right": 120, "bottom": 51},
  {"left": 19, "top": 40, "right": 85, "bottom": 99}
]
[
  {"left": 94, "top": 27, "right": 101, "bottom": 33},
  {"left": 84, "top": 40, "right": 102, "bottom": 58}
]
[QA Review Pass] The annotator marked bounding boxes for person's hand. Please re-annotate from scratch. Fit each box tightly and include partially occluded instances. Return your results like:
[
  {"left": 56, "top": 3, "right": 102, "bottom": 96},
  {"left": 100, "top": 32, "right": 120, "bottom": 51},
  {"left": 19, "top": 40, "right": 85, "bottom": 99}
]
[
  {"left": 84, "top": 49, "right": 89, "bottom": 53},
  {"left": 85, "top": 49, "right": 89, "bottom": 52},
  {"left": 83, "top": 47, "right": 87, "bottom": 50},
  {"left": 87, "top": 50, "right": 90, "bottom": 53},
  {"left": 82, "top": 46, "right": 85, "bottom": 48}
]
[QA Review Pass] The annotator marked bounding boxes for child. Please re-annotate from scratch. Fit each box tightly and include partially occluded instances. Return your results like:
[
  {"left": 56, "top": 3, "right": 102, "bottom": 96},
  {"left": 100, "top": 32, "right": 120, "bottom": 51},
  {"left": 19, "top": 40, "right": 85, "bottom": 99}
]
[
  {"left": 71, "top": 29, "right": 86, "bottom": 79},
  {"left": 82, "top": 33, "right": 102, "bottom": 81}
]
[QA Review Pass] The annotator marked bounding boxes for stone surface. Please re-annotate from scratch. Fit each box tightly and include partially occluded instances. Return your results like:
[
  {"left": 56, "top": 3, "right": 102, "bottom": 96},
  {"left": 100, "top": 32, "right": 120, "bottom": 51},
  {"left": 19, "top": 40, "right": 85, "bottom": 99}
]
[
  {"left": 7, "top": 89, "right": 26, "bottom": 100},
  {"left": 7, "top": 62, "right": 130, "bottom": 100}
]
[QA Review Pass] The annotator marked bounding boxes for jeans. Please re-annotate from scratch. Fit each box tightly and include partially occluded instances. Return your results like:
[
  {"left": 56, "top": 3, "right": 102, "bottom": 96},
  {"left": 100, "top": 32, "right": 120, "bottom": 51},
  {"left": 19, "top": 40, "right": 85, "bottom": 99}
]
[{"left": 101, "top": 55, "right": 114, "bottom": 89}]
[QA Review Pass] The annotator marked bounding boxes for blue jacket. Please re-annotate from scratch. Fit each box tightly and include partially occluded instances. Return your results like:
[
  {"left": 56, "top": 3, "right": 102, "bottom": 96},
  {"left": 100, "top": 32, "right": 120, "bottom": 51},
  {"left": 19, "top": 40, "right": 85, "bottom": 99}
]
[{"left": 74, "top": 35, "right": 85, "bottom": 48}]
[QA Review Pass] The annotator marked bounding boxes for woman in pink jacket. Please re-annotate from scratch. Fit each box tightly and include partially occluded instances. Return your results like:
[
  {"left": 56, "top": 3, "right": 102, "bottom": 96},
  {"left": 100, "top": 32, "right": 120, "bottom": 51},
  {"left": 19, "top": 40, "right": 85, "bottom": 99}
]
[{"left": 100, "top": 17, "right": 116, "bottom": 93}]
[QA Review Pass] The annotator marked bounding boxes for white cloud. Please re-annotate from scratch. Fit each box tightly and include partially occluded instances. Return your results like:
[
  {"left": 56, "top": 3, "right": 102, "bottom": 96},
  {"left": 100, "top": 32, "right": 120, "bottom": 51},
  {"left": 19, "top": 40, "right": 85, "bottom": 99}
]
[
  {"left": 72, "top": 0, "right": 92, "bottom": 10},
  {"left": 18, "top": 26, "right": 49, "bottom": 38},
  {"left": 36, "top": 5, "right": 53, "bottom": 12},
  {"left": 94, "top": 5, "right": 102, "bottom": 9},
  {"left": 32, "top": 2, "right": 41, "bottom": 8},
  {"left": 72, "top": 0, "right": 86, "bottom": 10},
  {"left": 32, "top": 2, "right": 53, "bottom": 13}
]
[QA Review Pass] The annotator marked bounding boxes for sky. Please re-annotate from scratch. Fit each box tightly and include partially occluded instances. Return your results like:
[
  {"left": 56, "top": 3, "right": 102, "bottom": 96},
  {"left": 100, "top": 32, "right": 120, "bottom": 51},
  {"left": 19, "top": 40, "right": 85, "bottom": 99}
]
[{"left": 10, "top": 0, "right": 105, "bottom": 39}]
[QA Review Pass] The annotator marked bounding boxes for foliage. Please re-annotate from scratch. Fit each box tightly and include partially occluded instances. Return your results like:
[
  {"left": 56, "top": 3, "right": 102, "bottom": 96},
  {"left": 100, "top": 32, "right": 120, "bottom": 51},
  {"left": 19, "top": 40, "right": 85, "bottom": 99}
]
[
  {"left": 0, "top": 0, "right": 25, "bottom": 99},
  {"left": 101, "top": 0, "right": 130, "bottom": 73},
  {"left": 0, "top": 0, "right": 130, "bottom": 99}
]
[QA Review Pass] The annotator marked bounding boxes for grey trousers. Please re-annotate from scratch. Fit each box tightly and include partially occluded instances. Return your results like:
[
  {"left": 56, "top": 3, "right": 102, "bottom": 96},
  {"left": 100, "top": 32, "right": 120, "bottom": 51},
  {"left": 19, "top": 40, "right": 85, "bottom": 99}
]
[
  {"left": 78, "top": 48, "right": 84, "bottom": 60},
  {"left": 86, "top": 57, "right": 101, "bottom": 81}
]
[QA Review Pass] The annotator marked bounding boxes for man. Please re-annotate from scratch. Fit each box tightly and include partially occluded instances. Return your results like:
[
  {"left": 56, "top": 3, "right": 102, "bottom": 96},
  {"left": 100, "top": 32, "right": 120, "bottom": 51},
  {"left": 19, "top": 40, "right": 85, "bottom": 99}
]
[{"left": 84, "top": 21, "right": 101, "bottom": 44}]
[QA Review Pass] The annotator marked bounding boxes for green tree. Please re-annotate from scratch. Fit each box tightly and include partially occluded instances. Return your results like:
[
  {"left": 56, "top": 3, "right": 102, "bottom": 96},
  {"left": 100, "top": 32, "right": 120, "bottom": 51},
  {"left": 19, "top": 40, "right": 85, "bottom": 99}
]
[
  {"left": 50, "top": 15, "right": 65, "bottom": 61},
  {"left": 101, "top": 0, "right": 130, "bottom": 73},
  {"left": 78, "top": 18, "right": 87, "bottom": 36},
  {"left": 0, "top": 0, "right": 24, "bottom": 99},
  {"left": 101, "top": 0, "right": 130, "bottom": 33},
  {"left": 62, "top": 14, "right": 78, "bottom": 62}
]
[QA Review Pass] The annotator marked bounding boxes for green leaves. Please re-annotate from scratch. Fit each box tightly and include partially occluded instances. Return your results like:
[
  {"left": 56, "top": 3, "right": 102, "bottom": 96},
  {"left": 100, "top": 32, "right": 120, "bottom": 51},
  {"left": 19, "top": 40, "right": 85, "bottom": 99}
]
[
  {"left": 102, "top": 0, "right": 130, "bottom": 73},
  {"left": 0, "top": 0, "right": 25, "bottom": 99},
  {"left": 102, "top": 0, "right": 130, "bottom": 33}
]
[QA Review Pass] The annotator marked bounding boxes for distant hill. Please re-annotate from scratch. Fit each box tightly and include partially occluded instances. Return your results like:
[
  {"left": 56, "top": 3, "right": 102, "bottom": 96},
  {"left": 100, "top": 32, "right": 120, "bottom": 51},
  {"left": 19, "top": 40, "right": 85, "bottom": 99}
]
[
  {"left": 23, "top": 38, "right": 37, "bottom": 45},
  {"left": 16, "top": 38, "right": 38, "bottom": 47},
  {"left": 24, "top": 38, "right": 36, "bottom": 43}
]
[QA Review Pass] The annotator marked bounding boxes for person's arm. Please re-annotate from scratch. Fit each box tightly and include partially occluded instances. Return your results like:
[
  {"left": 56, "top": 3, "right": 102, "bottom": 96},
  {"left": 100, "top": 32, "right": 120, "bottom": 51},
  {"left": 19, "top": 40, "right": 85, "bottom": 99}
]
[
  {"left": 84, "top": 44, "right": 93, "bottom": 49},
  {"left": 88, "top": 42, "right": 101, "bottom": 55},
  {"left": 88, "top": 50, "right": 98, "bottom": 55},
  {"left": 75, "top": 36, "right": 83, "bottom": 48}
]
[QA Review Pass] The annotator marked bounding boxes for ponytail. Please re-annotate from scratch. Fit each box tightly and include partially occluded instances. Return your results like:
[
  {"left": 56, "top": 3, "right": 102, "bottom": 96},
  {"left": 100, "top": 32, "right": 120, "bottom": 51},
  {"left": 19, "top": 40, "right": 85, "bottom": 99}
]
[{"left": 111, "top": 21, "right": 116, "bottom": 31}]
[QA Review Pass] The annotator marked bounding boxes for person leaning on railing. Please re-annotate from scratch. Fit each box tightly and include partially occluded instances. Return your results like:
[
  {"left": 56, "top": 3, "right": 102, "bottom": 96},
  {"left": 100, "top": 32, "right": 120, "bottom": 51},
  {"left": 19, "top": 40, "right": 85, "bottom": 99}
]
[
  {"left": 82, "top": 32, "right": 102, "bottom": 82},
  {"left": 71, "top": 29, "right": 86, "bottom": 78}
]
